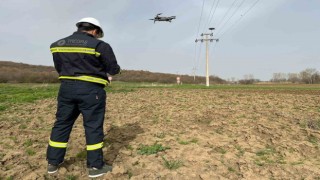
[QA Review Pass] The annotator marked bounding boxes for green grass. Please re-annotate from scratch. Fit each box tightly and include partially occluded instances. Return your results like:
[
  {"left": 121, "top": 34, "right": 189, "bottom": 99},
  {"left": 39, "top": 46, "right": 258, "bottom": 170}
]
[
  {"left": 308, "top": 135, "right": 318, "bottom": 145},
  {"left": 0, "top": 153, "right": 5, "bottom": 160},
  {"left": 154, "top": 132, "right": 166, "bottom": 139},
  {"left": 161, "top": 156, "right": 183, "bottom": 170},
  {"left": 1, "top": 82, "right": 318, "bottom": 114},
  {"left": 23, "top": 139, "right": 33, "bottom": 147},
  {"left": 5, "top": 176, "right": 14, "bottom": 180},
  {"left": 254, "top": 145, "right": 288, "bottom": 166},
  {"left": 177, "top": 138, "right": 198, "bottom": 145},
  {"left": 76, "top": 150, "right": 87, "bottom": 159},
  {"left": 0, "top": 83, "right": 137, "bottom": 112},
  {"left": 126, "top": 145, "right": 134, "bottom": 151},
  {"left": 65, "top": 175, "right": 77, "bottom": 180},
  {"left": 178, "top": 140, "right": 190, "bottom": 145},
  {"left": 235, "top": 145, "right": 245, "bottom": 157},
  {"left": 0, "top": 83, "right": 59, "bottom": 111},
  {"left": 214, "top": 147, "right": 227, "bottom": 154},
  {"left": 137, "top": 143, "right": 170, "bottom": 155},
  {"left": 26, "top": 148, "right": 36, "bottom": 156},
  {"left": 101, "top": 81, "right": 320, "bottom": 93},
  {"left": 228, "top": 166, "right": 236, "bottom": 172},
  {"left": 256, "top": 146, "right": 276, "bottom": 156},
  {"left": 127, "top": 170, "right": 133, "bottom": 179},
  {"left": 1, "top": 82, "right": 318, "bottom": 110},
  {"left": 19, "top": 124, "right": 27, "bottom": 129}
]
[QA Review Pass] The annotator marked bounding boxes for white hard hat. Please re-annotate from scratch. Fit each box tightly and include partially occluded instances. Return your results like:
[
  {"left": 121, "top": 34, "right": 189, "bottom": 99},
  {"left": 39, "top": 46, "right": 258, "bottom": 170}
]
[{"left": 76, "top": 17, "right": 104, "bottom": 38}]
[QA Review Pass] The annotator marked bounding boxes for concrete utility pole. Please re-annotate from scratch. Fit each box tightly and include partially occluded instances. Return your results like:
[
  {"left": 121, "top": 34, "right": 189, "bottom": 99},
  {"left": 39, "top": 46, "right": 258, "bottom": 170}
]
[
  {"left": 192, "top": 67, "right": 197, "bottom": 82},
  {"left": 195, "top": 28, "right": 219, "bottom": 87}
]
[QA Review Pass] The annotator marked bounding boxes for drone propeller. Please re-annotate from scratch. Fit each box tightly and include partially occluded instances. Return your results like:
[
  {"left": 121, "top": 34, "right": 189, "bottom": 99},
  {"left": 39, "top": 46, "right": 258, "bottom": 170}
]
[{"left": 149, "top": 19, "right": 156, "bottom": 23}]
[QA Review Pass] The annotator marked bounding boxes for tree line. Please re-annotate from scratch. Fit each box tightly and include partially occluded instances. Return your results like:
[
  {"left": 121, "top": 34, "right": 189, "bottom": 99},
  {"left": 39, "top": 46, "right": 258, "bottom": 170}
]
[
  {"left": 271, "top": 68, "right": 320, "bottom": 84},
  {"left": 0, "top": 61, "right": 225, "bottom": 84},
  {"left": 1, "top": 61, "right": 318, "bottom": 84}
]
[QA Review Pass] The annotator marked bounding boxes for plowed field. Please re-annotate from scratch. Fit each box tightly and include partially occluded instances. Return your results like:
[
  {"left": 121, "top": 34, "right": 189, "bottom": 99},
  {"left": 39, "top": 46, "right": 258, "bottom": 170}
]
[{"left": 1, "top": 85, "right": 320, "bottom": 179}]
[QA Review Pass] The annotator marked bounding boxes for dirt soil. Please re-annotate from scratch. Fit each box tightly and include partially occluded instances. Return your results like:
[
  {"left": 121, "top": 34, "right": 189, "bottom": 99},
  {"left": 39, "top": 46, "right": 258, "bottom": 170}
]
[{"left": 1, "top": 88, "right": 320, "bottom": 179}]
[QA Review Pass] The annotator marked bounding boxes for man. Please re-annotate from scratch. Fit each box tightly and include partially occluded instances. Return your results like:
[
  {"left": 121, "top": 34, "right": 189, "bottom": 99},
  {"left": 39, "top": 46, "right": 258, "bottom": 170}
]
[{"left": 47, "top": 17, "right": 120, "bottom": 178}]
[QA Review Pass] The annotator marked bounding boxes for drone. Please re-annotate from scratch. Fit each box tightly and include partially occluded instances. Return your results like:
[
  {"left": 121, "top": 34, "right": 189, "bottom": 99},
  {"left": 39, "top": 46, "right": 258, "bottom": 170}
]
[{"left": 149, "top": 13, "right": 176, "bottom": 23}]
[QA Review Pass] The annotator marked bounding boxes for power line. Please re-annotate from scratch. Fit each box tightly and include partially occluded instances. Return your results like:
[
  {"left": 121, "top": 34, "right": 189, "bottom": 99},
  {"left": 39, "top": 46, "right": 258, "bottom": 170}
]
[
  {"left": 215, "top": 0, "right": 247, "bottom": 36},
  {"left": 217, "top": 0, "right": 261, "bottom": 39},
  {"left": 202, "top": 0, "right": 217, "bottom": 33},
  {"left": 196, "top": 43, "right": 203, "bottom": 71},
  {"left": 193, "top": 0, "right": 206, "bottom": 77},
  {"left": 206, "top": 0, "right": 220, "bottom": 30},
  {"left": 197, "top": 0, "right": 206, "bottom": 36},
  {"left": 215, "top": 0, "right": 239, "bottom": 28}
]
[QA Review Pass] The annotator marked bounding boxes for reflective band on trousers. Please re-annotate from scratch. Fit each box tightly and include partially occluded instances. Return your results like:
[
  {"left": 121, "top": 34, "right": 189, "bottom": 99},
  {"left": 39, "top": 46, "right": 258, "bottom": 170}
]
[
  {"left": 50, "top": 47, "right": 101, "bottom": 57},
  {"left": 59, "top": 76, "right": 108, "bottom": 85},
  {"left": 87, "top": 142, "right": 104, "bottom": 151},
  {"left": 49, "top": 140, "right": 68, "bottom": 148}
]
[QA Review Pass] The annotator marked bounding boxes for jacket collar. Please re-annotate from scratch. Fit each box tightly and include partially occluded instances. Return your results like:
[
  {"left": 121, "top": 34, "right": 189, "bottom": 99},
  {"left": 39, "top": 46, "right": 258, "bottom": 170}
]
[{"left": 73, "top": 31, "right": 95, "bottom": 38}]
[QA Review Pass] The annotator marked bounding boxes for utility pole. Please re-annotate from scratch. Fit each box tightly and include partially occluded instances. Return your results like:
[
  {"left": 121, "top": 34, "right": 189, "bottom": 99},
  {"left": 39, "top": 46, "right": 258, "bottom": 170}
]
[
  {"left": 195, "top": 28, "right": 219, "bottom": 87},
  {"left": 192, "top": 67, "right": 197, "bottom": 82}
]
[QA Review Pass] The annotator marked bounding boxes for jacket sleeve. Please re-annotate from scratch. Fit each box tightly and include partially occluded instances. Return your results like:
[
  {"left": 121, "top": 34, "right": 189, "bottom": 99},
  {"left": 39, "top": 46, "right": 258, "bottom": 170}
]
[{"left": 96, "top": 42, "right": 121, "bottom": 75}]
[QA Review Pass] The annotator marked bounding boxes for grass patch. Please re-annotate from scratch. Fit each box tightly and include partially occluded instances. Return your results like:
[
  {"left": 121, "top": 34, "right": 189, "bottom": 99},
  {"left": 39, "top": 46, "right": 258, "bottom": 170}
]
[
  {"left": 214, "top": 147, "right": 227, "bottom": 154},
  {"left": 162, "top": 156, "right": 183, "bottom": 170},
  {"left": 65, "top": 175, "right": 77, "bottom": 180},
  {"left": 215, "top": 128, "right": 224, "bottom": 135},
  {"left": 228, "top": 166, "right": 236, "bottom": 172},
  {"left": 137, "top": 143, "right": 170, "bottom": 155},
  {"left": 308, "top": 134, "right": 318, "bottom": 145},
  {"left": 0, "top": 104, "right": 8, "bottom": 111},
  {"left": 178, "top": 140, "right": 190, "bottom": 145},
  {"left": 0, "top": 84, "right": 59, "bottom": 112},
  {"left": 26, "top": 148, "right": 36, "bottom": 156},
  {"left": 306, "top": 119, "right": 320, "bottom": 130},
  {"left": 76, "top": 150, "right": 87, "bottom": 159},
  {"left": 9, "top": 136, "right": 17, "bottom": 142},
  {"left": 256, "top": 146, "right": 276, "bottom": 156},
  {"left": 190, "top": 138, "right": 198, "bottom": 143},
  {"left": 127, "top": 170, "right": 133, "bottom": 179},
  {"left": 178, "top": 138, "right": 198, "bottom": 145},
  {"left": 254, "top": 145, "right": 287, "bottom": 166},
  {"left": 19, "top": 124, "right": 27, "bottom": 129},
  {"left": 290, "top": 161, "right": 304, "bottom": 165},
  {"left": 154, "top": 132, "right": 166, "bottom": 139},
  {"left": 254, "top": 160, "right": 265, "bottom": 166},
  {"left": 126, "top": 145, "right": 134, "bottom": 151},
  {"left": 23, "top": 139, "right": 33, "bottom": 147},
  {"left": 235, "top": 145, "right": 245, "bottom": 157},
  {"left": 0, "top": 153, "right": 5, "bottom": 160}
]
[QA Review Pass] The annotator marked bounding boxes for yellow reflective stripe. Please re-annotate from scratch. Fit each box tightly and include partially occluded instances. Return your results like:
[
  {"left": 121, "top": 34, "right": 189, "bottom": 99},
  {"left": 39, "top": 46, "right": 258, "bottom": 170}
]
[
  {"left": 87, "top": 142, "right": 104, "bottom": 151},
  {"left": 59, "top": 76, "right": 108, "bottom": 85},
  {"left": 49, "top": 140, "right": 67, "bottom": 148},
  {"left": 50, "top": 47, "right": 100, "bottom": 57}
]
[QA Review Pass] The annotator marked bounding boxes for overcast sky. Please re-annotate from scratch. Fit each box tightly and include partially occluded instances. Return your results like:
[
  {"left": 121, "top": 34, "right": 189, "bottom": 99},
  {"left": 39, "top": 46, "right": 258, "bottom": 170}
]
[{"left": 0, "top": 0, "right": 319, "bottom": 81}]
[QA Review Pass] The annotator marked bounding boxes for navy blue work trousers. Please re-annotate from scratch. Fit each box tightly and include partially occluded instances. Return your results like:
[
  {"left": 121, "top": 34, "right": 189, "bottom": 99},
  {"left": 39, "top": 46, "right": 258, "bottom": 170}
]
[{"left": 47, "top": 80, "right": 106, "bottom": 168}]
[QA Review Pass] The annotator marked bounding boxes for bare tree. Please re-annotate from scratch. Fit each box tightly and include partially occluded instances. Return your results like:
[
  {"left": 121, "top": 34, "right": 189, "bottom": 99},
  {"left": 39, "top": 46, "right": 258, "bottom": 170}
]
[
  {"left": 300, "top": 68, "right": 318, "bottom": 84},
  {"left": 271, "top": 73, "right": 287, "bottom": 82},
  {"left": 287, "top": 73, "right": 300, "bottom": 83}
]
